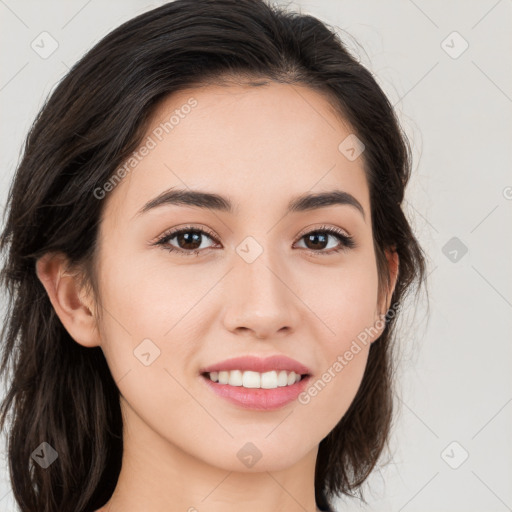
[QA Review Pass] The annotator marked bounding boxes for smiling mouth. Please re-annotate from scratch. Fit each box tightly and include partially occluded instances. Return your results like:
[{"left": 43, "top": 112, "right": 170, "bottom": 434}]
[{"left": 201, "top": 370, "right": 310, "bottom": 389}]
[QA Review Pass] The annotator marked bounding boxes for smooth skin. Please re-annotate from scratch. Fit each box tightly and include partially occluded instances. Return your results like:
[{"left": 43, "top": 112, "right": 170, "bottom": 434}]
[{"left": 36, "top": 81, "right": 399, "bottom": 512}]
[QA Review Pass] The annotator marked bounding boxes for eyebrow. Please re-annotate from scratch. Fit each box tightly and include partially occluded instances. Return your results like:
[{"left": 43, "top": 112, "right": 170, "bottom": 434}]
[{"left": 136, "top": 187, "right": 365, "bottom": 221}]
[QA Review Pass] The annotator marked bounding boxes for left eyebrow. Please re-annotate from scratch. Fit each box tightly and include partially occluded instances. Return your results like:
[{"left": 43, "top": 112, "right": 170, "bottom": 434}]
[{"left": 135, "top": 187, "right": 366, "bottom": 222}]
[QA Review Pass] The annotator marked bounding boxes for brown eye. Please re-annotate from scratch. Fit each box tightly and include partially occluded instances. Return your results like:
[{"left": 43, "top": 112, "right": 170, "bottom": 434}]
[
  {"left": 172, "top": 230, "right": 204, "bottom": 250},
  {"left": 295, "top": 226, "right": 356, "bottom": 255},
  {"left": 155, "top": 226, "right": 219, "bottom": 256}
]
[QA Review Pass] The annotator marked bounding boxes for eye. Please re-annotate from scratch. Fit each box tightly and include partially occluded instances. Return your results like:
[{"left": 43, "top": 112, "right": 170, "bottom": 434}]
[
  {"left": 294, "top": 225, "right": 356, "bottom": 256},
  {"left": 153, "top": 225, "right": 219, "bottom": 257}
]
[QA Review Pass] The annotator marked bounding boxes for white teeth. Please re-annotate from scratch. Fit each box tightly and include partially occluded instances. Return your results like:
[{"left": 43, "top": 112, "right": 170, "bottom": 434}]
[
  {"left": 277, "top": 370, "right": 288, "bottom": 387},
  {"left": 229, "top": 370, "right": 243, "bottom": 386},
  {"left": 243, "top": 371, "right": 260, "bottom": 388},
  {"left": 261, "top": 371, "right": 277, "bottom": 389},
  {"left": 206, "top": 370, "right": 304, "bottom": 389}
]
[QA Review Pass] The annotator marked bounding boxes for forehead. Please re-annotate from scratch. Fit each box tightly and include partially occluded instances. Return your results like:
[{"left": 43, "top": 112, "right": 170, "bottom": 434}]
[{"left": 102, "top": 81, "right": 370, "bottom": 224}]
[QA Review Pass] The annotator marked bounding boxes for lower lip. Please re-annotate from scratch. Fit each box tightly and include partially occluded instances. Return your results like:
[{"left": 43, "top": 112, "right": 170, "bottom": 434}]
[{"left": 200, "top": 374, "right": 312, "bottom": 411}]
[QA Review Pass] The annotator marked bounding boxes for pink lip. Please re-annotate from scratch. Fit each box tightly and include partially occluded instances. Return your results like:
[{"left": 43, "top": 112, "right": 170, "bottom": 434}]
[
  {"left": 199, "top": 355, "right": 312, "bottom": 375},
  {"left": 198, "top": 355, "right": 312, "bottom": 411},
  {"left": 200, "top": 374, "right": 312, "bottom": 411}
]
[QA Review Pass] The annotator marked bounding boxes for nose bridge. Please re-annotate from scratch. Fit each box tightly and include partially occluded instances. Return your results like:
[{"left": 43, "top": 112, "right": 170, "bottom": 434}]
[{"left": 222, "top": 234, "right": 299, "bottom": 337}]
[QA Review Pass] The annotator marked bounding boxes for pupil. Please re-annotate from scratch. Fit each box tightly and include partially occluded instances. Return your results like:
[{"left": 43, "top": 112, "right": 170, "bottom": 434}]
[
  {"left": 179, "top": 231, "right": 201, "bottom": 249},
  {"left": 306, "top": 233, "right": 327, "bottom": 250}
]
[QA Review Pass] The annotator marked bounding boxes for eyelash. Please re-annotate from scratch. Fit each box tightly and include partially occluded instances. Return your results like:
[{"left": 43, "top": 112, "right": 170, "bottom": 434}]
[{"left": 153, "top": 224, "right": 356, "bottom": 257}]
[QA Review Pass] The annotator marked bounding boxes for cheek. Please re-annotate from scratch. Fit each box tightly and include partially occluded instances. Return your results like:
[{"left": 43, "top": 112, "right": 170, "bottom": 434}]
[
  {"left": 300, "top": 345, "right": 370, "bottom": 414},
  {"left": 296, "top": 254, "right": 379, "bottom": 427},
  {"left": 93, "top": 247, "right": 186, "bottom": 379},
  {"left": 94, "top": 256, "right": 205, "bottom": 429},
  {"left": 94, "top": 243, "right": 233, "bottom": 421},
  {"left": 305, "top": 250, "right": 380, "bottom": 347},
  {"left": 97, "top": 243, "right": 215, "bottom": 340},
  {"left": 298, "top": 288, "right": 375, "bottom": 438}
]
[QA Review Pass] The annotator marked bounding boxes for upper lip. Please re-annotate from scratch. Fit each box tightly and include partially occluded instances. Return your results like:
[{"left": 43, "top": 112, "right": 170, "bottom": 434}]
[{"left": 199, "top": 355, "right": 312, "bottom": 375}]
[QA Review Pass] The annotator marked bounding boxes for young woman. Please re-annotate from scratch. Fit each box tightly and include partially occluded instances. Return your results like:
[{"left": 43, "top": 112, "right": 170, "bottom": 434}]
[{"left": 0, "top": 1, "right": 427, "bottom": 511}]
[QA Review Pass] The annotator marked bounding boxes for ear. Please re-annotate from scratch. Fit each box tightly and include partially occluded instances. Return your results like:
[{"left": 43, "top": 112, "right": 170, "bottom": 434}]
[
  {"left": 380, "top": 247, "right": 400, "bottom": 317},
  {"left": 370, "top": 248, "right": 399, "bottom": 345},
  {"left": 35, "top": 252, "right": 101, "bottom": 348}
]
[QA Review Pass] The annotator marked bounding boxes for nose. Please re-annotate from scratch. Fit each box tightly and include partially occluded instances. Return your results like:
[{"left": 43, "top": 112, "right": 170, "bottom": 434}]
[{"left": 221, "top": 247, "right": 301, "bottom": 340}]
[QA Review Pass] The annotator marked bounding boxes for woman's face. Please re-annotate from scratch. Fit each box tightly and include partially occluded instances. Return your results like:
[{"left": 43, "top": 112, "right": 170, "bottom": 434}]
[{"left": 92, "top": 81, "right": 394, "bottom": 472}]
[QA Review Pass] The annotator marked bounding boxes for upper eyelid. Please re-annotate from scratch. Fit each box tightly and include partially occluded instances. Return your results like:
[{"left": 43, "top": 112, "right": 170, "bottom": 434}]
[
  {"left": 296, "top": 224, "right": 351, "bottom": 238},
  {"left": 156, "top": 225, "right": 219, "bottom": 243}
]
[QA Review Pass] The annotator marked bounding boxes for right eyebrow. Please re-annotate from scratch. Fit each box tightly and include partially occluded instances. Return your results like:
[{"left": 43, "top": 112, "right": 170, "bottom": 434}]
[{"left": 287, "top": 190, "right": 365, "bottom": 221}]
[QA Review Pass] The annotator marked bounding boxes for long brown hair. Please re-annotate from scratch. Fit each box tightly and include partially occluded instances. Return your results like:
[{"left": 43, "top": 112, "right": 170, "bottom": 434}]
[{"left": 0, "top": 1, "right": 427, "bottom": 510}]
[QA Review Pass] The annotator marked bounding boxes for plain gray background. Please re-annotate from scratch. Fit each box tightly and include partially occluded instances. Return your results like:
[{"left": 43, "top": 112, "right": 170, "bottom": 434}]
[{"left": 1, "top": 1, "right": 511, "bottom": 511}]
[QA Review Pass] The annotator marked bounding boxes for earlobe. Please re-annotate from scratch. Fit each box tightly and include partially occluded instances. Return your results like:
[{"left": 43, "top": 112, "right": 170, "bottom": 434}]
[{"left": 35, "top": 252, "right": 101, "bottom": 348}]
